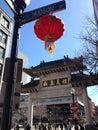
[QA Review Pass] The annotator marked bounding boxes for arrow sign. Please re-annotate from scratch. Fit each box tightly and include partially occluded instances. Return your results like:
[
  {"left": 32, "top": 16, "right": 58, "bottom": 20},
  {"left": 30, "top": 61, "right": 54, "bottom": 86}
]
[
  {"left": 5, "top": 0, "right": 17, "bottom": 14},
  {"left": 21, "top": 0, "right": 66, "bottom": 25},
  {"left": 5, "top": 0, "right": 16, "bottom": 13}
]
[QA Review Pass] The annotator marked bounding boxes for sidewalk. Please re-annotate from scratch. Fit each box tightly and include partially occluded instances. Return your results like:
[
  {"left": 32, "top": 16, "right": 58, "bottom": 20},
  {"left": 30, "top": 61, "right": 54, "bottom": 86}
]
[
  {"left": 11, "top": 126, "right": 62, "bottom": 130},
  {"left": 11, "top": 126, "right": 35, "bottom": 130}
]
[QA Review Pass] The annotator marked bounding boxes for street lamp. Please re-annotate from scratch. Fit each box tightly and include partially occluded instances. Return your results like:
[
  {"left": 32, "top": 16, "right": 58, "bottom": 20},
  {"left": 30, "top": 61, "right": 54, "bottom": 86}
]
[
  {"left": 70, "top": 87, "right": 76, "bottom": 104},
  {"left": 70, "top": 88, "right": 79, "bottom": 126},
  {"left": 1, "top": 0, "right": 30, "bottom": 130}
]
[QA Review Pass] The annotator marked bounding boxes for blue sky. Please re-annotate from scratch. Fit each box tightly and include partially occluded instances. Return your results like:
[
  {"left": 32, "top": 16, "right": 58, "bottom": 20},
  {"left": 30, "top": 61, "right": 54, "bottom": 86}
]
[
  {"left": 0, "top": 0, "right": 98, "bottom": 105},
  {"left": 0, "top": 0, "right": 93, "bottom": 67}
]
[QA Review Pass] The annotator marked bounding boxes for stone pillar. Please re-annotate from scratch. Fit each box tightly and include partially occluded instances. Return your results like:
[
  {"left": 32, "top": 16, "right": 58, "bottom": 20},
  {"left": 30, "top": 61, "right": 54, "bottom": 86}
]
[
  {"left": 82, "top": 86, "right": 96, "bottom": 130},
  {"left": 28, "top": 93, "right": 33, "bottom": 127}
]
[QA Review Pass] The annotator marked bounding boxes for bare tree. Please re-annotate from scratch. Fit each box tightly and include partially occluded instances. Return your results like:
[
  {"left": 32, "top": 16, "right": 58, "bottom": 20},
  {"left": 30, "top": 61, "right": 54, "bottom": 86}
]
[{"left": 79, "top": 16, "right": 98, "bottom": 73}]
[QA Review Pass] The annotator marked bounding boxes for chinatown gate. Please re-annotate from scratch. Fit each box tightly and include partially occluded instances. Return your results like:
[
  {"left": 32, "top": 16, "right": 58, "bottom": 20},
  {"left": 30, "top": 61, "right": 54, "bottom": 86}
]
[{"left": 21, "top": 56, "right": 98, "bottom": 128}]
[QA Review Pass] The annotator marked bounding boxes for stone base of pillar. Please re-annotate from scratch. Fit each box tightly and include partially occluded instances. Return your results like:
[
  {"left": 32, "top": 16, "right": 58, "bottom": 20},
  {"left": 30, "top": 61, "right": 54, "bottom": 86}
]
[{"left": 85, "top": 124, "right": 96, "bottom": 130}]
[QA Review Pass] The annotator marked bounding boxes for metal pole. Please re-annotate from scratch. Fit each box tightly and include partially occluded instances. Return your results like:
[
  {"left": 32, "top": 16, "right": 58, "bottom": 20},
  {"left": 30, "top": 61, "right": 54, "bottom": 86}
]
[
  {"left": 71, "top": 93, "right": 78, "bottom": 126},
  {"left": 72, "top": 93, "right": 74, "bottom": 104},
  {"left": 1, "top": 11, "right": 21, "bottom": 130}
]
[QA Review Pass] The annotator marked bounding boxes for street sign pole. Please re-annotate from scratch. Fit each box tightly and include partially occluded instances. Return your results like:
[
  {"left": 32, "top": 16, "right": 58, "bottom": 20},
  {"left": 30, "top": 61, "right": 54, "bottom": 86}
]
[
  {"left": 1, "top": 9, "right": 22, "bottom": 130},
  {"left": 2, "top": 0, "right": 66, "bottom": 130}
]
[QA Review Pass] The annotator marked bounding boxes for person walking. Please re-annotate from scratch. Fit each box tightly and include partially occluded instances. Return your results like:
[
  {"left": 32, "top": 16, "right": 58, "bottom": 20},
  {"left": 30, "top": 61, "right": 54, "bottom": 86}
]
[
  {"left": 48, "top": 123, "right": 52, "bottom": 130},
  {"left": 14, "top": 124, "right": 19, "bottom": 130},
  {"left": 63, "top": 123, "right": 68, "bottom": 130},
  {"left": 39, "top": 123, "right": 44, "bottom": 130},
  {"left": 60, "top": 123, "right": 63, "bottom": 130},
  {"left": 79, "top": 124, "right": 84, "bottom": 130},
  {"left": 74, "top": 125, "right": 79, "bottom": 130},
  {"left": 25, "top": 123, "right": 31, "bottom": 130}
]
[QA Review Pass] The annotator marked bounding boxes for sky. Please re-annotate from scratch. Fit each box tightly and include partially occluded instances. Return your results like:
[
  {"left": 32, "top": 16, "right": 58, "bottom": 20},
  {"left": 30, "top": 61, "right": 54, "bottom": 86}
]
[{"left": 0, "top": 0, "right": 98, "bottom": 105}]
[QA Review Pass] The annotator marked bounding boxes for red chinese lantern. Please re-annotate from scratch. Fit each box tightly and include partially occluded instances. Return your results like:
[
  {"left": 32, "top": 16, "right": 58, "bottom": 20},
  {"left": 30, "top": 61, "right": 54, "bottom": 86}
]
[{"left": 34, "top": 14, "right": 65, "bottom": 56}]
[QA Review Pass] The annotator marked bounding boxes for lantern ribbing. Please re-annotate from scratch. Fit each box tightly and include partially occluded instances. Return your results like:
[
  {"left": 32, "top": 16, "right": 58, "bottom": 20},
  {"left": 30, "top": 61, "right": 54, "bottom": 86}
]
[{"left": 34, "top": 14, "right": 65, "bottom": 56}]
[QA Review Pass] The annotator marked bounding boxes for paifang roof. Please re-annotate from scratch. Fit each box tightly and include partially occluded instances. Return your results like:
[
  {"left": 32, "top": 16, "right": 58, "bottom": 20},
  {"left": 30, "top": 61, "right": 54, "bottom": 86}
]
[
  {"left": 22, "top": 79, "right": 39, "bottom": 89},
  {"left": 23, "top": 56, "right": 86, "bottom": 77},
  {"left": 21, "top": 79, "right": 40, "bottom": 93},
  {"left": 31, "top": 56, "right": 71, "bottom": 69},
  {"left": 70, "top": 73, "right": 98, "bottom": 87}
]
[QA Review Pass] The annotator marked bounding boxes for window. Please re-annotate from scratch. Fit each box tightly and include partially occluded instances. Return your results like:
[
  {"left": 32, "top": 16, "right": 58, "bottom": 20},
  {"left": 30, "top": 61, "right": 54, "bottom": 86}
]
[
  {"left": 2, "top": 16, "right": 9, "bottom": 29},
  {"left": 0, "top": 46, "right": 5, "bottom": 59},
  {"left": 0, "top": 63, "right": 3, "bottom": 76},
  {"left": 0, "top": 30, "right": 7, "bottom": 44}
]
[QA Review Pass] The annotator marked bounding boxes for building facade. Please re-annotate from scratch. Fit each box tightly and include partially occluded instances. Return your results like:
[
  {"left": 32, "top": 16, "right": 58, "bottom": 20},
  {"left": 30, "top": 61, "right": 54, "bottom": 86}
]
[
  {"left": 0, "top": 8, "right": 13, "bottom": 121},
  {"left": 0, "top": 8, "right": 13, "bottom": 81}
]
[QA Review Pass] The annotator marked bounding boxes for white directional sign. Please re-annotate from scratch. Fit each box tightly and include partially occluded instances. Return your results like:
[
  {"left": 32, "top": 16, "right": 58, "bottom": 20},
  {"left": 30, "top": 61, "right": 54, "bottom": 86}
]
[
  {"left": 5, "top": 0, "right": 16, "bottom": 14},
  {"left": 21, "top": 0, "right": 66, "bottom": 25}
]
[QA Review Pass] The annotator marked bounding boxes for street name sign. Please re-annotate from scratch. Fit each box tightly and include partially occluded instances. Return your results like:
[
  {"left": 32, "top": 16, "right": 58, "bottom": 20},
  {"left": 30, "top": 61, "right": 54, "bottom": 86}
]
[{"left": 21, "top": 0, "right": 66, "bottom": 25}]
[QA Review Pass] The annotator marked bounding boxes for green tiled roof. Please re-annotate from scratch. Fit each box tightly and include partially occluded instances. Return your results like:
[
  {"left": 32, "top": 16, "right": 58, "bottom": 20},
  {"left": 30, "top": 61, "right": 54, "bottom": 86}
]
[
  {"left": 31, "top": 56, "right": 71, "bottom": 70},
  {"left": 71, "top": 73, "right": 98, "bottom": 85},
  {"left": 23, "top": 56, "right": 84, "bottom": 77},
  {"left": 22, "top": 79, "right": 40, "bottom": 89},
  {"left": 71, "top": 73, "right": 89, "bottom": 82}
]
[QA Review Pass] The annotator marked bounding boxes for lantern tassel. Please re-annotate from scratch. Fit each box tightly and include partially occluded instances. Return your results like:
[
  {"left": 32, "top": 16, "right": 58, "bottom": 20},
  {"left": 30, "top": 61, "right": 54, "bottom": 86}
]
[{"left": 44, "top": 42, "right": 56, "bottom": 57}]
